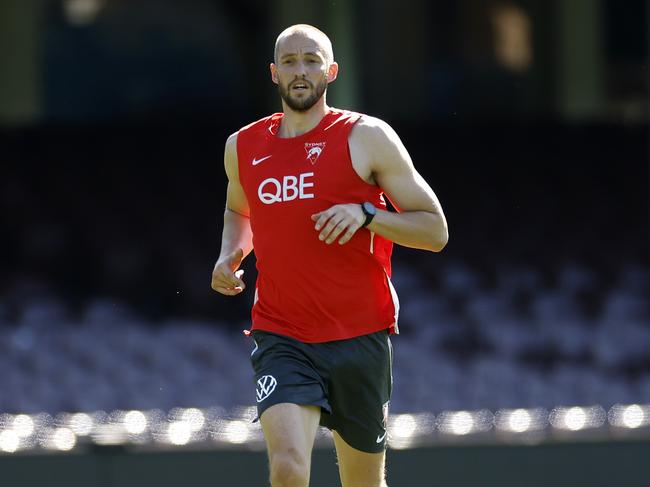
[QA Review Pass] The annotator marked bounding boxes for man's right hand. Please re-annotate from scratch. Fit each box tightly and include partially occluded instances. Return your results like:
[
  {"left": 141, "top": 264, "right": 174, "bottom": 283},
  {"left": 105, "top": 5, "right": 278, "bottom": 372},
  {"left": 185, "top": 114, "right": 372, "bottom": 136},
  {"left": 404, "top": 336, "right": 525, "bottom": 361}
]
[{"left": 211, "top": 248, "right": 246, "bottom": 295}]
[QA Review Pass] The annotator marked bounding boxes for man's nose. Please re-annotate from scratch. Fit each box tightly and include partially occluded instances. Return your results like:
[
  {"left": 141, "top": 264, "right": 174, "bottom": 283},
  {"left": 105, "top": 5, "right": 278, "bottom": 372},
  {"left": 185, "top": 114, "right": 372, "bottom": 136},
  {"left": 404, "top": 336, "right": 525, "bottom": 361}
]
[{"left": 295, "top": 60, "right": 308, "bottom": 76}]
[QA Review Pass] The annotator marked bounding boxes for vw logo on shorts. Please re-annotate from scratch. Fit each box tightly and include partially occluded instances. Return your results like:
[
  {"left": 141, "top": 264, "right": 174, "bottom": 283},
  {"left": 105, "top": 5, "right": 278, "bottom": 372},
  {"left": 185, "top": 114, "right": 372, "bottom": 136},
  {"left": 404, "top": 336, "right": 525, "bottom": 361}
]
[{"left": 256, "top": 375, "right": 277, "bottom": 402}]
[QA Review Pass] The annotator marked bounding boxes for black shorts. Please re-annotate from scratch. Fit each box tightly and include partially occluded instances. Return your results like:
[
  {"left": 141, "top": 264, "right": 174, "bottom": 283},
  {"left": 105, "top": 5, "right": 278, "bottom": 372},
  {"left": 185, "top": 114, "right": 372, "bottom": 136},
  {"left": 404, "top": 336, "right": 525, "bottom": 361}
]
[{"left": 250, "top": 329, "right": 393, "bottom": 454}]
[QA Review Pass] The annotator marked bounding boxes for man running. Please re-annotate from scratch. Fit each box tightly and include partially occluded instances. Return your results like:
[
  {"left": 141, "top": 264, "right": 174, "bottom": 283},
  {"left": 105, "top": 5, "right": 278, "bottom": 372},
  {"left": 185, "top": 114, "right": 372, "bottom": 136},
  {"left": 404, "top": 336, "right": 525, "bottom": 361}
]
[{"left": 212, "top": 24, "right": 448, "bottom": 487}]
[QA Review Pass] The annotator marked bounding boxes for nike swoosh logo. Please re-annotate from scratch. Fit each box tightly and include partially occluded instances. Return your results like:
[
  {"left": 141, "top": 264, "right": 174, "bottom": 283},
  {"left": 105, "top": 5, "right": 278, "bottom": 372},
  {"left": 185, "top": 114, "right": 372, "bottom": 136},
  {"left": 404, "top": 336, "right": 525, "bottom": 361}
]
[
  {"left": 252, "top": 155, "right": 272, "bottom": 166},
  {"left": 376, "top": 431, "right": 387, "bottom": 443}
]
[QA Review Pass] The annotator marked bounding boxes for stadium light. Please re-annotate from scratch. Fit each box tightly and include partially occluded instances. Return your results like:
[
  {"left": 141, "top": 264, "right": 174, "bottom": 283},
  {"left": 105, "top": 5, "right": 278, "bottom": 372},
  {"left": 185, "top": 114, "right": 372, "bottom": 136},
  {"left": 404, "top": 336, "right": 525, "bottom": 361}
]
[
  {"left": 549, "top": 405, "right": 606, "bottom": 431},
  {"left": 608, "top": 404, "right": 650, "bottom": 429},
  {"left": 124, "top": 410, "right": 148, "bottom": 435},
  {"left": 53, "top": 428, "right": 77, "bottom": 451},
  {"left": 224, "top": 421, "right": 250, "bottom": 444},
  {"left": 0, "top": 430, "right": 20, "bottom": 453},
  {"left": 2, "top": 402, "right": 649, "bottom": 453},
  {"left": 167, "top": 421, "right": 192, "bottom": 446},
  {"left": 392, "top": 414, "right": 417, "bottom": 438},
  {"left": 181, "top": 408, "right": 205, "bottom": 432},
  {"left": 495, "top": 408, "right": 547, "bottom": 434},
  {"left": 508, "top": 409, "right": 531, "bottom": 432},
  {"left": 12, "top": 415, "right": 34, "bottom": 438},
  {"left": 63, "top": 0, "right": 106, "bottom": 26},
  {"left": 622, "top": 405, "right": 644, "bottom": 428},
  {"left": 437, "top": 410, "right": 493, "bottom": 436},
  {"left": 386, "top": 412, "right": 436, "bottom": 449},
  {"left": 564, "top": 407, "right": 586, "bottom": 430},
  {"left": 450, "top": 411, "right": 474, "bottom": 435}
]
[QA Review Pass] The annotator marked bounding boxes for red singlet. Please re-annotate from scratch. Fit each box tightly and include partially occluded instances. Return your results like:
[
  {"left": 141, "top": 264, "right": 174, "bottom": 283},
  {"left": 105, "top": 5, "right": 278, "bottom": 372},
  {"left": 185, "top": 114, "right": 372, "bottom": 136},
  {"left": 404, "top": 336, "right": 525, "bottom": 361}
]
[{"left": 237, "top": 108, "right": 399, "bottom": 343}]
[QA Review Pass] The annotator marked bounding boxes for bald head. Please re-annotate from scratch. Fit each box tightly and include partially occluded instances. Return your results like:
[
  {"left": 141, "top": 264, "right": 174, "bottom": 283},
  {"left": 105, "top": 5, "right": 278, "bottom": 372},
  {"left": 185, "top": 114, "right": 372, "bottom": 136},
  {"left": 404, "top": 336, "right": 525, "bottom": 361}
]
[{"left": 274, "top": 24, "right": 334, "bottom": 64}]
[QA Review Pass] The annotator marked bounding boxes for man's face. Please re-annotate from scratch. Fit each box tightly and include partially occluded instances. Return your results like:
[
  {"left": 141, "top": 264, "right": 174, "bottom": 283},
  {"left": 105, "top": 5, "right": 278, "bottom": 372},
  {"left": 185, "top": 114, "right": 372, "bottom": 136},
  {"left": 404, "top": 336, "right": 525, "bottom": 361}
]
[{"left": 272, "top": 34, "right": 331, "bottom": 112}]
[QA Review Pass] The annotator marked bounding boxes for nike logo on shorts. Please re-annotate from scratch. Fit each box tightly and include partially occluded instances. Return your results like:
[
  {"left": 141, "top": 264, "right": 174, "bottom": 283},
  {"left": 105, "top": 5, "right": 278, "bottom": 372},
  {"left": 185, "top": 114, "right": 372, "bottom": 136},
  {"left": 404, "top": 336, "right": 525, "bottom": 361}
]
[
  {"left": 376, "top": 431, "right": 387, "bottom": 443},
  {"left": 252, "top": 155, "right": 272, "bottom": 166}
]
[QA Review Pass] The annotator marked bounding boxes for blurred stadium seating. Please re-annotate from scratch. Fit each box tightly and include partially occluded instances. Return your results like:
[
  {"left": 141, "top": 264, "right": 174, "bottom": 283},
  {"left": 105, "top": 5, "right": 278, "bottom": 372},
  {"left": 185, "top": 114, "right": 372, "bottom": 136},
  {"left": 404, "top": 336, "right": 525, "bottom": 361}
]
[
  {"left": 1, "top": 258, "right": 647, "bottom": 415},
  {"left": 0, "top": 4, "right": 647, "bottom": 479}
]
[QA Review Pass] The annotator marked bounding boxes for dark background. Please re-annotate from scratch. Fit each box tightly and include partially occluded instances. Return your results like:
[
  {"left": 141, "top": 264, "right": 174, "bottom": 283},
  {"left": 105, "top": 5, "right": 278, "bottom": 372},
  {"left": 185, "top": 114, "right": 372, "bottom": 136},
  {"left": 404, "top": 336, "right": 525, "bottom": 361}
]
[
  {"left": 1, "top": 0, "right": 647, "bottom": 324},
  {"left": 2, "top": 122, "right": 646, "bottom": 323},
  {"left": 0, "top": 0, "right": 648, "bottom": 425}
]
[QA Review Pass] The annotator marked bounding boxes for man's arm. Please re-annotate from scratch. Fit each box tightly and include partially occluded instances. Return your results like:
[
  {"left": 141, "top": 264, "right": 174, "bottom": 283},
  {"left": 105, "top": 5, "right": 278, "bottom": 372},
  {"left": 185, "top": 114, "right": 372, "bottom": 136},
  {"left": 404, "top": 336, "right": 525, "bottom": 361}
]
[
  {"left": 311, "top": 117, "right": 448, "bottom": 252},
  {"left": 211, "top": 132, "right": 254, "bottom": 296}
]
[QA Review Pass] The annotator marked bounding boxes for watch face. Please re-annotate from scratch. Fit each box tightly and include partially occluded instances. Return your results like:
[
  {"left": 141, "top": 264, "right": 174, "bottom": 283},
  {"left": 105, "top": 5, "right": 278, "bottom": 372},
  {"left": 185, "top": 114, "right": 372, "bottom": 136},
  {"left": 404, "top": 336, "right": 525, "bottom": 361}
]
[{"left": 363, "top": 202, "right": 377, "bottom": 216}]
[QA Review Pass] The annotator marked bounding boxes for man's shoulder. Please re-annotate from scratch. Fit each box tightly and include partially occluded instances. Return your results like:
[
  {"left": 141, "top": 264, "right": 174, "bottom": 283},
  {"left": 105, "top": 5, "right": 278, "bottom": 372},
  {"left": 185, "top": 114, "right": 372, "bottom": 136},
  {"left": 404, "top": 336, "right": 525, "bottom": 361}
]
[
  {"left": 327, "top": 107, "right": 385, "bottom": 129},
  {"left": 225, "top": 131, "right": 238, "bottom": 153},
  {"left": 238, "top": 113, "right": 281, "bottom": 134},
  {"left": 349, "top": 113, "right": 397, "bottom": 146},
  {"left": 352, "top": 114, "right": 389, "bottom": 130}
]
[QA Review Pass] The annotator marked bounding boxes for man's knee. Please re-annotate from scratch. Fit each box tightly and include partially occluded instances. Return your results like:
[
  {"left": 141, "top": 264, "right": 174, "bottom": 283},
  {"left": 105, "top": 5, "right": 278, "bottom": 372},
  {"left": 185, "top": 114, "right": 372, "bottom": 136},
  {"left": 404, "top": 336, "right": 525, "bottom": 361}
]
[
  {"left": 269, "top": 449, "right": 310, "bottom": 486},
  {"left": 339, "top": 464, "right": 387, "bottom": 487},
  {"left": 341, "top": 477, "right": 388, "bottom": 487}
]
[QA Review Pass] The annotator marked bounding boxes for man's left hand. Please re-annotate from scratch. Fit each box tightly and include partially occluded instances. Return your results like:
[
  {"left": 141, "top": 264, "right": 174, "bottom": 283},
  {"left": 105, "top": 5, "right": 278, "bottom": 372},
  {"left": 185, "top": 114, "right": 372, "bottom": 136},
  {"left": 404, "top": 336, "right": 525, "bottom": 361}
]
[{"left": 311, "top": 204, "right": 366, "bottom": 245}]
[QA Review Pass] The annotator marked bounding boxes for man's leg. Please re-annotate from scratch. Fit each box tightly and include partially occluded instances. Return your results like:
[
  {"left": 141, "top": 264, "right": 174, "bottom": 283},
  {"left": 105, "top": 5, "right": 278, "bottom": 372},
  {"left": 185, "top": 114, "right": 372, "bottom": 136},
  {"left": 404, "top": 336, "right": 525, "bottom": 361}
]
[
  {"left": 260, "top": 403, "right": 322, "bottom": 487},
  {"left": 333, "top": 431, "right": 388, "bottom": 487}
]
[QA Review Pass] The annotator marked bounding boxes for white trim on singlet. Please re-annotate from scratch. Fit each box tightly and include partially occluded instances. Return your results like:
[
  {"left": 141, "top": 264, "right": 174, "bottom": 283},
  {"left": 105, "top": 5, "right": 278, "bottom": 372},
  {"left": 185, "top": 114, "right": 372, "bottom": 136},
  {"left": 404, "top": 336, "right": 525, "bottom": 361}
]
[
  {"left": 385, "top": 272, "right": 400, "bottom": 334},
  {"left": 371, "top": 233, "right": 398, "bottom": 333}
]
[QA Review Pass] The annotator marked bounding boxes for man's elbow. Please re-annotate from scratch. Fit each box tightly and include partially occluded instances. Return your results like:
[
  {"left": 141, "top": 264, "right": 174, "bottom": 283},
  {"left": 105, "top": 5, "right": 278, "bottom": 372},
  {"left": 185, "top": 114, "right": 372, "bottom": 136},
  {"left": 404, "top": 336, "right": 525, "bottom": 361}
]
[
  {"left": 429, "top": 231, "right": 448, "bottom": 252},
  {"left": 427, "top": 222, "right": 448, "bottom": 253}
]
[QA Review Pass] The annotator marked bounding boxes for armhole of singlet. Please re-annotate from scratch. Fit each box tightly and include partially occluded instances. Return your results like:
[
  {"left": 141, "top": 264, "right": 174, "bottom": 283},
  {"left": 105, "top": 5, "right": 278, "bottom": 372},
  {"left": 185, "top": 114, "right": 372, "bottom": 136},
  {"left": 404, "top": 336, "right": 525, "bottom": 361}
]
[
  {"left": 235, "top": 128, "right": 245, "bottom": 184},
  {"left": 345, "top": 113, "right": 380, "bottom": 190}
]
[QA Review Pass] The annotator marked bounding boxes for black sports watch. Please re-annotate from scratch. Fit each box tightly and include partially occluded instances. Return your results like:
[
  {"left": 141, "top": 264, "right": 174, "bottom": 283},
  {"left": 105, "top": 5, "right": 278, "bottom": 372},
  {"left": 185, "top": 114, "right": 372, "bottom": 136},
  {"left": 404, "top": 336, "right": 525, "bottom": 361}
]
[{"left": 361, "top": 202, "right": 377, "bottom": 227}]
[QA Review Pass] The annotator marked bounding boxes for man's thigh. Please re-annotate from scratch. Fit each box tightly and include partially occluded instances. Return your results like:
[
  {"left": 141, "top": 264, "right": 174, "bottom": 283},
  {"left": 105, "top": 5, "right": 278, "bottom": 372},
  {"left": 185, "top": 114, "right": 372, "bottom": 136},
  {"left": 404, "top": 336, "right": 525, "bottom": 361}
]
[
  {"left": 333, "top": 430, "right": 387, "bottom": 487},
  {"left": 260, "top": 403, "right": 321, "bottom": 459}
]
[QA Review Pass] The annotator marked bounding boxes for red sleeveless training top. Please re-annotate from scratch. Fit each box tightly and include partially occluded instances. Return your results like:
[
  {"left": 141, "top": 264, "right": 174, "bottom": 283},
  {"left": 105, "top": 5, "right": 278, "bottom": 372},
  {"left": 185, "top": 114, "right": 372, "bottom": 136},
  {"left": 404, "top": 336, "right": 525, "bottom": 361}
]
[{"left": 237, "top": 108, "right": 399, "bottom": 343}]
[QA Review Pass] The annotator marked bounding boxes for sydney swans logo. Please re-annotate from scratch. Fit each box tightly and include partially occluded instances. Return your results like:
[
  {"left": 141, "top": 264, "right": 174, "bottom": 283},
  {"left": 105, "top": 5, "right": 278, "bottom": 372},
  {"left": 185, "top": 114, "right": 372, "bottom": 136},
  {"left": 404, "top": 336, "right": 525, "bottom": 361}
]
[
  {"left": 256, "top": 375, "right": 277, "bottom": 402},
  {"left": 305, "top": 142, "right": 326, "bottom": 165}
]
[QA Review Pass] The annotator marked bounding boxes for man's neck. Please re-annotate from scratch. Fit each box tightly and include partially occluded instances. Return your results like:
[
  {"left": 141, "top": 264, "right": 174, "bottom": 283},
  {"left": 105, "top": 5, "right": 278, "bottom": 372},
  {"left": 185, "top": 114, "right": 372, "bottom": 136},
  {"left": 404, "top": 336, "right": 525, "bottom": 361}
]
[{"left": 278, "top": 100, "right": 330, "bottom": 138}]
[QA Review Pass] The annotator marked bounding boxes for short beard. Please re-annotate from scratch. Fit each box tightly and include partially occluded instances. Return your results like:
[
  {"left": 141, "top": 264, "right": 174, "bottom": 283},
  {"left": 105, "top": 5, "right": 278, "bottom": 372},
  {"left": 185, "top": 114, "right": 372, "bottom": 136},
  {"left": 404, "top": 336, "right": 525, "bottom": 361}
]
[{"left": 278, "top": 77, "right": 328, "bottom": 112}]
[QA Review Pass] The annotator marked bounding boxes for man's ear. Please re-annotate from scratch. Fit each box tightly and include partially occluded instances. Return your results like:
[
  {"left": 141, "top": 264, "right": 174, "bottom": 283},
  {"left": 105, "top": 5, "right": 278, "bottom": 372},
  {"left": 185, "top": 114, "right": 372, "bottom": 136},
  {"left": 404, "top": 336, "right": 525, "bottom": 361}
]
[
  {"left": 327, "top": 62, "right": 339, "bottom": 83},
  {"left": 270, "top": 63, "right": 279, "bottom": 84}
]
